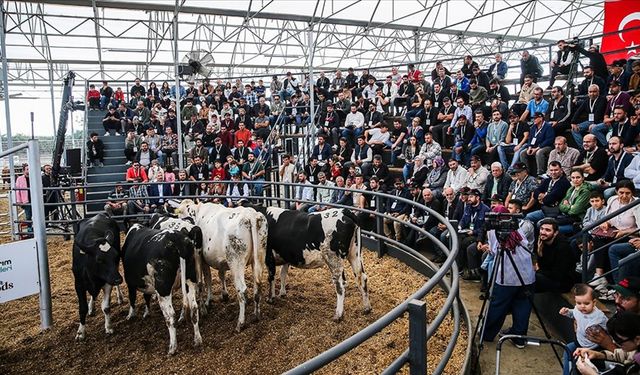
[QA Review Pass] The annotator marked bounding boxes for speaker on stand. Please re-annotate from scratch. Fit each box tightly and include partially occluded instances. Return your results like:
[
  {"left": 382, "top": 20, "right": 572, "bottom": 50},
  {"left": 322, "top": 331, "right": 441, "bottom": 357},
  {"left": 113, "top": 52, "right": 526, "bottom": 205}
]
[{"left": 65, "top": 148, "right": 81, "bottom": 175}]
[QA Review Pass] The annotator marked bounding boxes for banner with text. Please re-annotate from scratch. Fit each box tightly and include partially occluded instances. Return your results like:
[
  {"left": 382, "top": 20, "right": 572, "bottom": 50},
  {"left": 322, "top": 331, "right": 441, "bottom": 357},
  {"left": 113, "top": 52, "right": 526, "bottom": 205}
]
[{"left": 0, "top": 239, "right": 40, "bottom": 303}]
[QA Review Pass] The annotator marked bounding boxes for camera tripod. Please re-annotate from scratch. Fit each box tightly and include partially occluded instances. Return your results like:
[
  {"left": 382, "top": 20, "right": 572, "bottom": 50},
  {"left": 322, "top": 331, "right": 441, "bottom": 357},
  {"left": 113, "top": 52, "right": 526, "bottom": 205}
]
[
  {"left": 45, "top": 174, "right": 81, "bottom": 240},
  {"left": 471, "top": 228, "right": 563, "bottom": 365}
]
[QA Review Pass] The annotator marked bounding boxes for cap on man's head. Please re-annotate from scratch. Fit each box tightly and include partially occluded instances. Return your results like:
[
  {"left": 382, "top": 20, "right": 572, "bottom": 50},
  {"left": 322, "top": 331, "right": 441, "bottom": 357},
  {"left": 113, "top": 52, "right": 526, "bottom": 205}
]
[
  {"left": 611, "top": 277, "right": 640, "bottom": 298},
  {"left": 510, "top": 162, "right": 528, "bottom": 174},
  {"left": 459, "top": 187, "right": 471, "bottom": 195},
  {"left": 610, "top": 80, "right": 621, "bottom": 87},
  {"left": 534, "top": 112, "right": 545, "bottom": 118},
  {"left": 468, "top": 189, "right": 482, "bottom": 197}
]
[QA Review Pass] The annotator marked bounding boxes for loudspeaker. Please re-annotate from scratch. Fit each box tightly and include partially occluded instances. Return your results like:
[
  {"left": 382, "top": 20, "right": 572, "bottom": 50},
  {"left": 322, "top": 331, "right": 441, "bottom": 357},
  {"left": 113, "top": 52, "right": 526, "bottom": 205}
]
[{"left": 65, "top": 148, "right": 81, "bottom": 174}]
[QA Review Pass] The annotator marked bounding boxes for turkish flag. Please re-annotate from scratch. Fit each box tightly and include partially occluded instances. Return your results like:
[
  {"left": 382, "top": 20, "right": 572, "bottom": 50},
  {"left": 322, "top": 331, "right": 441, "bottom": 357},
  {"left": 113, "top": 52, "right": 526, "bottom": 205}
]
[{"left": 601, "top": 0, "right": 640, "bottom": 64}]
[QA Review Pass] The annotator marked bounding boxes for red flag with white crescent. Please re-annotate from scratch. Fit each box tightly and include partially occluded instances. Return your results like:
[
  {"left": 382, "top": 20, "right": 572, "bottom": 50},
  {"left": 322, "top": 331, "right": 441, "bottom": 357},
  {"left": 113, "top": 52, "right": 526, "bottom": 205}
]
[{"left": 601, "top": 0, "right": 640, "bottom": 63}]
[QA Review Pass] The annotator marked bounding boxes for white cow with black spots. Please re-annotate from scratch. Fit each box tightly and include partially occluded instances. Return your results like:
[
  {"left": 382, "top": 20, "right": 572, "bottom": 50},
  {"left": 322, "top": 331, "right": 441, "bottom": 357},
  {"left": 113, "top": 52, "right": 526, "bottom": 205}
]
[{"left": 176, "top": 200, "right": 268, "bottom": 332}]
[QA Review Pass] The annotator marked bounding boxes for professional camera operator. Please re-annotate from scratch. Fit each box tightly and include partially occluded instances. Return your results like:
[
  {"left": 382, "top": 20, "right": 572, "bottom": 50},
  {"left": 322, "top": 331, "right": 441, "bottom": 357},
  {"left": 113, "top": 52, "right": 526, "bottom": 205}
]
[{"left": 481, "top": 212, "right": 535, "bottom": 349}]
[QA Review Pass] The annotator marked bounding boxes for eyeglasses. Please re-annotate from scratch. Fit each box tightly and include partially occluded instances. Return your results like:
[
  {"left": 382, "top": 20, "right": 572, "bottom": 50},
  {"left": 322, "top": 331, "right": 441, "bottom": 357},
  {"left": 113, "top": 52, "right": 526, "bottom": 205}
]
[{"left": 613, "top": 335, "right": 634, "bottom": 346}]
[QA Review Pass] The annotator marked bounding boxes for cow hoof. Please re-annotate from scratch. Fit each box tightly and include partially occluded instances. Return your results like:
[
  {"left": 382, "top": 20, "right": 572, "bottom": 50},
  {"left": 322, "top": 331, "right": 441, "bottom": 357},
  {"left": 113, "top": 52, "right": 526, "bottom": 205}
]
[
  {"left": 278, "top": 291, "right": 287, "bottom": 298},
  {"left": 194, "top": 335, "right": 203, "bottom": 347},
  {"left": 105, "top": 328, "right": 114, "bottom": 335},
  {"left": 332, "top": 314, "right": 343, "bottom": 322},
  {"left": 363, "top": 307, "right": 372, "bottom": 315},
  {"left": 235, "top": 322, "right": 244, "bottom": 332},
  {"left": 74, "top": 332, "right": 85, "bottom": 341},
  {"left": 167, "top": 347, "right": 177, "bottom": 356},
  {"left": 87, "top": 309, "right": 95, "bottom": 317}
]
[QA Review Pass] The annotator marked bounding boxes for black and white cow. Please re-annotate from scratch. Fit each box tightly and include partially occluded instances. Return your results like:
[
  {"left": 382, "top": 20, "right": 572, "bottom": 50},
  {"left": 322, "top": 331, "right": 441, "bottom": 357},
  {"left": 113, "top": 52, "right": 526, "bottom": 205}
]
[
  {"left": 149, "top": 213, "right": 205, "bottom": 318},
  {"left": 176, "top": 200, "right": 268, "bottom": 332},
  {"left": 246, "top": 205, "right": 371, "bottom": 321},
  {"left": 72, "top": 213, "right": 122, "bottom": 341},
  {"left": 122, "top": 224, "right": 201, "bottom": 355}
]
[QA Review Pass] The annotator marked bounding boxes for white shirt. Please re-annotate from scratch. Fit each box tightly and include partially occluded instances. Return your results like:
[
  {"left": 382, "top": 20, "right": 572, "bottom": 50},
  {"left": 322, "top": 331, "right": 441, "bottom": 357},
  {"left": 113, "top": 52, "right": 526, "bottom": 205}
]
[
  {"left": 345, "top": 111, "right": 365, "bottom": 128},
  {"left": 444, "top": 168, "right": 469, "bottom": 193}
]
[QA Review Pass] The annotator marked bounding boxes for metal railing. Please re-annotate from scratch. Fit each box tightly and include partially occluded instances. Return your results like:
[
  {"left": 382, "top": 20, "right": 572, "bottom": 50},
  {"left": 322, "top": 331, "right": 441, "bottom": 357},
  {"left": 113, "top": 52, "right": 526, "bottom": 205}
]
[
  {"left": 570, "top": 197, "right": 640, "bottom": 284},
  {"left": 9, "top": 178, "right": 470, "bottom": 374}
]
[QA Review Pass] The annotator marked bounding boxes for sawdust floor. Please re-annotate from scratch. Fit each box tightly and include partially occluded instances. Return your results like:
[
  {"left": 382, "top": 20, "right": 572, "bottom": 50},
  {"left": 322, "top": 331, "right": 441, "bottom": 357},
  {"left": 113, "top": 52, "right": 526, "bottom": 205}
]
[{"left": 0, "top": 232, "right": 467, "bottom": 375}]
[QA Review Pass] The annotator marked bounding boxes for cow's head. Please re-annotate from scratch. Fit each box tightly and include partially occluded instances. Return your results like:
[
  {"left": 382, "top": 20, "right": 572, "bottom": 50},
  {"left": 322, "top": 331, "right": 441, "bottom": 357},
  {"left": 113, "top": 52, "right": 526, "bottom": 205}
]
[
  {"left": 175, "top": 199, "right": 198, "bottom": 221},
  {"left": 82, "top": 231, "right": 122, "bottom": 286}
]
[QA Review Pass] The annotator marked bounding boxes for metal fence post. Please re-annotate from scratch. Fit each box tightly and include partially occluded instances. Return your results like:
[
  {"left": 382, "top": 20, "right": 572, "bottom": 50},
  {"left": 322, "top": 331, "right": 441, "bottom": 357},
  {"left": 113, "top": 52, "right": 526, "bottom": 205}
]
[
  {"left": 375, "top": 195, "right": 386, "bottom": 257},
  {"left": 408, "top": 299, "right": 427, "bottom": 375},
  {"left": 27, "top": 140, "right": 53, "bottom": 330},
  {"left": 581, "top": 234, "right": 588, "bottom": 284}
]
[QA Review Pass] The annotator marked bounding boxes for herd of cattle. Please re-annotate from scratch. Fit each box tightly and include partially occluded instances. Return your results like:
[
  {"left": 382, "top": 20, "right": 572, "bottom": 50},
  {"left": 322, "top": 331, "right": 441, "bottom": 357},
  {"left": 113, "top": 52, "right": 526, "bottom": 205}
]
[{"left": 71, "top": 200, "right": 371, "bottom": 354}]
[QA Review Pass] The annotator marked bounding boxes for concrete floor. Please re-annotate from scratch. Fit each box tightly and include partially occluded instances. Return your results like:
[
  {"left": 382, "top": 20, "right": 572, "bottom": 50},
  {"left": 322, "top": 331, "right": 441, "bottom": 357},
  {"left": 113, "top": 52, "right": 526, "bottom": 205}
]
[{"left": 458, "top": 278, "right": 567, "bottom": 375}]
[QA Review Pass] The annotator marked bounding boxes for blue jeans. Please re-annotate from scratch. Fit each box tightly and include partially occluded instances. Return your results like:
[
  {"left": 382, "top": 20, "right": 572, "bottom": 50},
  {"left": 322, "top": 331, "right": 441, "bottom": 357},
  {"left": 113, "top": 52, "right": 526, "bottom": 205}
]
[
  {"left": 562, "top": 341, "right": 578, "bottom": 375},
  {"left": 249, "top": 178, "right": 265, "bottom": 197},
  {"left": 341, "top": 127, "right": 364, "bottom": 147},
  {"left": 469, "top": 144, "right": 485, "bottom": 164},
  {"left": 452, "top": 141, "right": 464, "bottom": 163},
  {"left": 609, "top": 243, "right": 640, "bottom": 283},
  {"left": 405, "top": 108, "right": 423, "bottom": 125},
  {"left": 571, "top": 120, "right": 593, "bottom": 148},
  {"left": 402, "top": 162, "right": 413, "bottom": 181},
  {"left": 591, "top": 122, "right": 609, "bottom": 147},
  {"left": 559, "top": 224, "right": 575, "bottom": 235},
  {"left": 525, "top": 210, "right": 545, "bottom": 226},
  {"left": 100, "top": 96, "right": 116, "bottom": 110},
  {"left": 482, "top": 284, "right": 534, "bottom": 342},
  {"left": 498, "top": 144, "right": 519, "bottom": 171}
]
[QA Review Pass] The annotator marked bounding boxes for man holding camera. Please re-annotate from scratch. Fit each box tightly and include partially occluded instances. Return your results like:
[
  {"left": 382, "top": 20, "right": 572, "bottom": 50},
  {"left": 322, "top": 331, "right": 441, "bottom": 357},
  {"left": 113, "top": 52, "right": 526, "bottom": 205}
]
[{"left": 481, "top": 209, "right": 535, "bottom": 349}]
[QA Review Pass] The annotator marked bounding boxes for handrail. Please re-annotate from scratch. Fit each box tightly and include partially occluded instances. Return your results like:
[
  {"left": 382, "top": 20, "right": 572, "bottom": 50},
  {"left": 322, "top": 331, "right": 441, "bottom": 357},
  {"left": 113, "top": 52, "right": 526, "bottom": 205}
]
[{"left": 571, "top": 197, "right": 640, "bottom": 283}]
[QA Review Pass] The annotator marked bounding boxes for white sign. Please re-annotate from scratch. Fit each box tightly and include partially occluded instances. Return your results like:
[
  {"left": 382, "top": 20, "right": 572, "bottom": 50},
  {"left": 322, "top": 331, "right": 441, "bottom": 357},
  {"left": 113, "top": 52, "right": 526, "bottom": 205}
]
[{"left": 0, "top": 239, "right": 40, "bottom": 303}]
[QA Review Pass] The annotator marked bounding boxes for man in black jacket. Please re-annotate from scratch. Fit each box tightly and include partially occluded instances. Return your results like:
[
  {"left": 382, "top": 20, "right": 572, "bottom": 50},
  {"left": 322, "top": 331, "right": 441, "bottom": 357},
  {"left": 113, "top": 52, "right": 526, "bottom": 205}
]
[
  {"left": 86, "top": 132, "right": 105, "bottom": 167},
  {"left": 571, "top": 84, "right": 607, "bottom": 149},
  {"left": 524, "top": 161, "right": 571, "bottom": 225},
  {"left": 407, "top": 187, "right": 444, "bottom": 260},
  {"left": 383, "top": 178, "right": 411, "bottom": 242},
  {"left": 520, "top": 50, "right": 544, "bottom": 85},
  {"left": 484, "top": 162, "right": 512, "bottom": 205},
  {"left": 535, "top": 218, "right": 575, "bottom": 293}
]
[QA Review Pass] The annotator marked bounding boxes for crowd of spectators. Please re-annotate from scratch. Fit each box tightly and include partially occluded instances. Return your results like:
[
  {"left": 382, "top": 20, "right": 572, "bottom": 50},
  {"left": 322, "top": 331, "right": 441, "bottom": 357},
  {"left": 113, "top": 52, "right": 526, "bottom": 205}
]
[{"left": 85, "top": 43, "right": 640, "bottom": 372}]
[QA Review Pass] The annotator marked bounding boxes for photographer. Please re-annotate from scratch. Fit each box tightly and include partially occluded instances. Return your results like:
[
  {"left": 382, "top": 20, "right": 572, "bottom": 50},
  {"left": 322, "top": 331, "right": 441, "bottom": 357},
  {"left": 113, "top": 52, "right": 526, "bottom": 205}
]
[{"left": 481, "top": 210, "right": 535, "bottom": 349}]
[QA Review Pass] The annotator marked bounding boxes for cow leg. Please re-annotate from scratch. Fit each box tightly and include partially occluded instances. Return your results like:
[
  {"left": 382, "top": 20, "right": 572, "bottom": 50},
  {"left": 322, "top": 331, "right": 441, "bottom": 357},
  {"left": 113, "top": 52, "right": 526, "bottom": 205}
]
[
  {"left": 218, "top": 268, "right": 229, "bottom": 302},
  {"left": 348, "top": 253, "right": 372, "bottom": 314},
  {"left": 230, "top": 267, "right": 248, "bottom": 332},
  {"left": 75, "top": 284, "right": 88, "bottom": 341},
  {"left": 143, "top": 294, "right": 152, "bottom": 319},
  {"left": 267, "top": 262, "right": 276, "bottom": 303},
  {"left": 174, "top": 270, "right": 186, "bottom": 324},
  {"left": 157, "top": 293, "right": 177, "bottom": 355},
  {"left": 185, "top": 279, "right": 202, "bottom": 347},
  {"left": 278, "top": 264, "right": 290, "bottom": 297},
  {"left": 114, "top": 285, "right": 124, "bottom": 305},
  {"left": 102, "top": 284, "right": 114, "bottom": 334},
  {"left": 327, "top": 256, "right": 346, "bottom": 322},
  {"left": 251, "top": 264, "right": 262, "bottom": 320},
  {"left": 87, "top": 295, "right": 95, "bottom": 317},
  {"left": 126, "top": 285, "right": 137, "bottom": 320}
]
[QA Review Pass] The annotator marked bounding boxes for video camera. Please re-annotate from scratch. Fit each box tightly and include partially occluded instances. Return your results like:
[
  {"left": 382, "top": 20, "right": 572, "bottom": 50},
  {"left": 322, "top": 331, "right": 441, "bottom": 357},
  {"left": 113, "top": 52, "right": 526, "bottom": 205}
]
[{"left": 485, "top": 212, "right": 522, "bottom": 232}]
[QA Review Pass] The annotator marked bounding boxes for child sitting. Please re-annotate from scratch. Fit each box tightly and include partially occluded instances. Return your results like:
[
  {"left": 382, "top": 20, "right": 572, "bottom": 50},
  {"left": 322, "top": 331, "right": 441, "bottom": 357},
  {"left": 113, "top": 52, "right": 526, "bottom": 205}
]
[{"left": 559, "top": 283, "right": 608, "bottom": 375}]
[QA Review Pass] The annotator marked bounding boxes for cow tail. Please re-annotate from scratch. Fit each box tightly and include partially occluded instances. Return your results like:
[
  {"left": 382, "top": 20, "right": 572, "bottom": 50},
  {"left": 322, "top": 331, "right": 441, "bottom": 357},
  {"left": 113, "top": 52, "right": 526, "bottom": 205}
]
[{"left": 251, "top": 216, "right": 267, "bottom": 286}]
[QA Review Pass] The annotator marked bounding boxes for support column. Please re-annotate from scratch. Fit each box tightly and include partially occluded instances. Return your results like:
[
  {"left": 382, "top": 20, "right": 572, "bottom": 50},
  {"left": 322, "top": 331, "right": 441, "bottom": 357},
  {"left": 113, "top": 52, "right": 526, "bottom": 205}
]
[
  {"left": 27, "top": 139, "right": 53, "bottom": 330},
  {"left": 174, "top": 0, "right": 183, "bottom": 170},
  {"left": 413, "top": 31, "right": 420, "bottom": 63},
  {"left": 306, "top": 26, "right": 315, "bottom": 165},
  {"left": 0, "top": 0, "right": 19, "bottom": 240}
]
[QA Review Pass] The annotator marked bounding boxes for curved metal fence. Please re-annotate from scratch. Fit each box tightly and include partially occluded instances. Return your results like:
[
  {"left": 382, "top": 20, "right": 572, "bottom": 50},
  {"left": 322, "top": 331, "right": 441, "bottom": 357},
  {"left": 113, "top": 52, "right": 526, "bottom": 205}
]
[{"left": 10, "top": 180, "right": 470, "bottom": 374}]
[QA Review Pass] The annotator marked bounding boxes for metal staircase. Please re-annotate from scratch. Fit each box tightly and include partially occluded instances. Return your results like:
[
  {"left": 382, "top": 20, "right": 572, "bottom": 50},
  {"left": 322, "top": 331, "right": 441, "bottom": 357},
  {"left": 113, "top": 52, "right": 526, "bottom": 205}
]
[{"left": 84, "top": 109, "right": 128, "bottom": 215}]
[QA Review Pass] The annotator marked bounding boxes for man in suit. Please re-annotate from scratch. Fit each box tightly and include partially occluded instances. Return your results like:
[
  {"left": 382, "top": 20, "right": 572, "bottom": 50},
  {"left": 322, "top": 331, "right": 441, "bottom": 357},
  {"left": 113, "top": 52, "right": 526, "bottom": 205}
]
[{"left": 148, "top": 172, "right": 173, "bottom": 212}]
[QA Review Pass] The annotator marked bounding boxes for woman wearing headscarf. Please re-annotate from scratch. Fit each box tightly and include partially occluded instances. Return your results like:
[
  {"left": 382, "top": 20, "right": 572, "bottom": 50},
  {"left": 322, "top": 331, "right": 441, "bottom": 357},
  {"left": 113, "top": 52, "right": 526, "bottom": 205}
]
[{"left": 422, "top": 156, "right": 447, "bottom": 197}]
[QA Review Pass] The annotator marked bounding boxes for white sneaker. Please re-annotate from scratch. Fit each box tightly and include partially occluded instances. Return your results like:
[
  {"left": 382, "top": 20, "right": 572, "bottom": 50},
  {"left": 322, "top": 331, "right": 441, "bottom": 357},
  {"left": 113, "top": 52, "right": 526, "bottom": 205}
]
[
  {"left": 115, "top": 132, "right": 121, "bottom": 136},
  {"left": 125, "top": 161, "right": 132, "bottom": 166},
  {"left": 104, "top": 132, "right": 110, "bottom": 136},
  {"left": 589, "top": 275, "right": 608, "bottom": 295}
]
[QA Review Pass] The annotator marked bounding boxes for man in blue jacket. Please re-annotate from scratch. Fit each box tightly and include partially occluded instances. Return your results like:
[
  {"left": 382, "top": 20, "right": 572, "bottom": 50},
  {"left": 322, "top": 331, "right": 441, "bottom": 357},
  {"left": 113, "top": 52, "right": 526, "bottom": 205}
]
[{"left": 518, "top": 112, "right": 554, "bottom": 176}]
